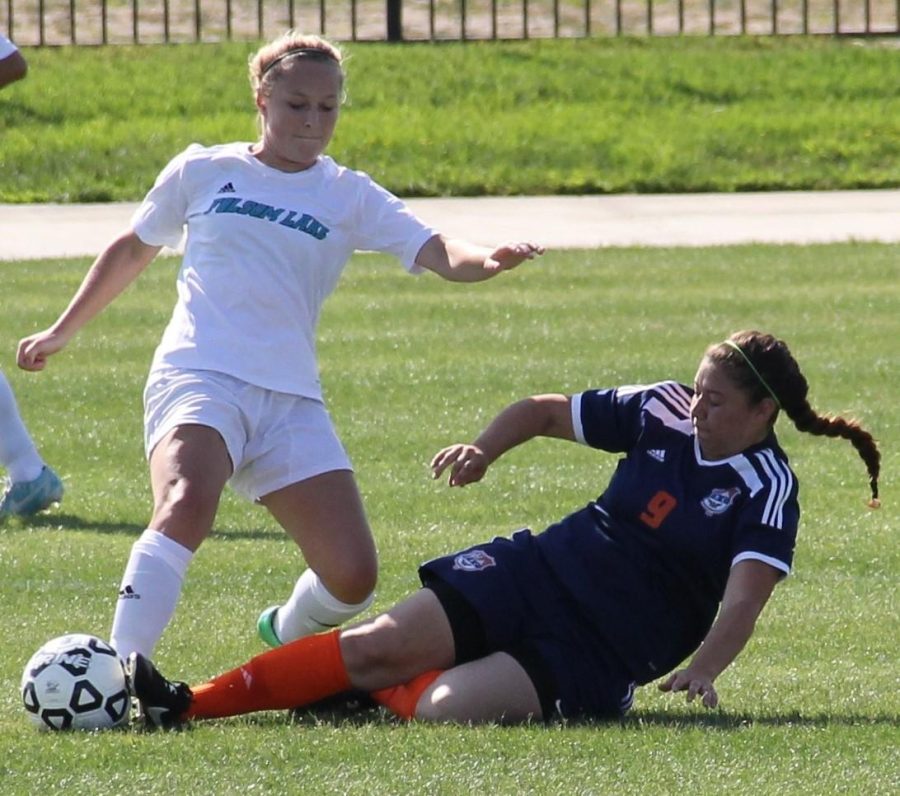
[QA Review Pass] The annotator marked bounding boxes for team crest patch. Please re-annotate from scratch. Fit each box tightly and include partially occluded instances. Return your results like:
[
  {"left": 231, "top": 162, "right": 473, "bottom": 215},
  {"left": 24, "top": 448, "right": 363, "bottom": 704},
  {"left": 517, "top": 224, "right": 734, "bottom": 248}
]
[
  {"left": 700, "top": 486, "right": 741, "bottom": 516},
  {"left": 452, "top": 550, "right": 497, "bottom": 572}
]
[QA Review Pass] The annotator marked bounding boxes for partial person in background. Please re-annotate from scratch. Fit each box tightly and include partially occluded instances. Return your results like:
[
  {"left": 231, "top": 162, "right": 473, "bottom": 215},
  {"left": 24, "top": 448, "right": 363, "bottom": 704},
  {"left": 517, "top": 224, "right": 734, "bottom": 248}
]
[
  {"left": 126, "top": 330, "right": 880, "bottom": 728},
  {"left": 0, "top": 370, "right": 64, "bottom": 518},
  {"left": 1, "top": 35, "right": 59, "bottom": 517},
  {"left": 0, "top": 33, "right": 28, "bottom": 89},
  {"left": 17, "top": 30, "right": 543, "bottom": 662}
]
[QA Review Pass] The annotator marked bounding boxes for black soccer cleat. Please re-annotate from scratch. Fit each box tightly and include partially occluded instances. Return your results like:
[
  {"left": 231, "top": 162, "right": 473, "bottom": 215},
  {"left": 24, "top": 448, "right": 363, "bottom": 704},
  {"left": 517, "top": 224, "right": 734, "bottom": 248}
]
[{"left": 125, "top": 652, "right": 193, "bottom": 730}]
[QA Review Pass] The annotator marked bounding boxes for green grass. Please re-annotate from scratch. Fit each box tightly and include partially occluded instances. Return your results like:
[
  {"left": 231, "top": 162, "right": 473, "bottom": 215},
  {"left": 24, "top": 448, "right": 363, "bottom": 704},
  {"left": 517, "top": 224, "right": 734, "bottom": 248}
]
[
  {"left": 1, "top": 36, "right": 898, "bottom": 201},
  {"left": 0, "top": 243, "right": 897, "bottom": 793}
]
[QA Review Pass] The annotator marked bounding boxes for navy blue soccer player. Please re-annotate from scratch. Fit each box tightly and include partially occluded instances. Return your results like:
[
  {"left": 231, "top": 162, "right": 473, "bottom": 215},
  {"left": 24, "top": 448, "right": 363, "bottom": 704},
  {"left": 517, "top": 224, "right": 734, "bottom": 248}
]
[{"left": 128, "top": 330, "right": 880, "bottom": 727}]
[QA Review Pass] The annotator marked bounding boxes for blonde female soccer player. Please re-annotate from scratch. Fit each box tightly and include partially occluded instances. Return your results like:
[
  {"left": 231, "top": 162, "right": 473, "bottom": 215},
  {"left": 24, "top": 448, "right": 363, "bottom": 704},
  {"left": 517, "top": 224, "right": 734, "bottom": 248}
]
[{"left": 17, "top": 31, "right": 543, "bottom": 661}]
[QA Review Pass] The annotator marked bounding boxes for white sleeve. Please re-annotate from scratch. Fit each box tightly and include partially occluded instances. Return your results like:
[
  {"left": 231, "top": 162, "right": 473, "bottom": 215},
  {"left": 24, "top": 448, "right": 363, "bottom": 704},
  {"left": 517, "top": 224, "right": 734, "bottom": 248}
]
[
  {"left": 349, "top": 174, "right": 437, "bottom": 273},
  {"left": 130, "top": 146, "right": 197, "bottom": 249},
  {"left": 0, "top": 34, "right": 18, "bottom": 60}
]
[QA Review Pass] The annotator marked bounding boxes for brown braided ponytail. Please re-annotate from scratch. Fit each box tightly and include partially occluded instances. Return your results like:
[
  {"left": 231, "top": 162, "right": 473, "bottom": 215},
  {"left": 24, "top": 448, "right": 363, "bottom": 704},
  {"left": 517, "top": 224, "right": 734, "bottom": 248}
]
[{"left": 706, "top": 331, "right": 881, "bottom": 507}]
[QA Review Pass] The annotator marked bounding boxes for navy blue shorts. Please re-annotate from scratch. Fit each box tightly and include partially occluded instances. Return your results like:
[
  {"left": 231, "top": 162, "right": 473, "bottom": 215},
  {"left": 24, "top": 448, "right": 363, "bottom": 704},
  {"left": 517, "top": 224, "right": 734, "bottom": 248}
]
[{"left": 418, "top": 529, "right": 636, "bottom": 721}]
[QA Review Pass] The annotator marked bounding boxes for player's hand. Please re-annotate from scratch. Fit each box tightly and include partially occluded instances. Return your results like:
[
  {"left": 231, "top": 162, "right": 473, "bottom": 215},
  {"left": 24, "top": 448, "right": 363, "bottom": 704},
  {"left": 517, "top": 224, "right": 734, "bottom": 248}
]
[
  {"left": 484, "top": 242, "right": 544, "bottom": 273},
  {"left": 658, "top": 669, "right": 719, "bottom": 709},
  {"left": 431, "top": 444, "right": 490, "bottom": 487},
  {"left": 17, "top": 330, "right": 67, "bottom": 372}
]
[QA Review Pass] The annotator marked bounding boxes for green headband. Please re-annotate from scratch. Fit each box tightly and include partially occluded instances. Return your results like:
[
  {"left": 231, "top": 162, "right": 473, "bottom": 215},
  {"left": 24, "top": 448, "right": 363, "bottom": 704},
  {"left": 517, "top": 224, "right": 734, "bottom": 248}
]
[{"left": 722, "top": 339, "right": 782, "bottom": 409}]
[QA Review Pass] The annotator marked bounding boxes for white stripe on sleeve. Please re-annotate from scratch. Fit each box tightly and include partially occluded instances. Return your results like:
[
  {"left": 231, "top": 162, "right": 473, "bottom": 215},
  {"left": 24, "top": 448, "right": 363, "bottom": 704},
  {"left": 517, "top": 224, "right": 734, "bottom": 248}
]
[
  {"left": 571, "top": 392, "right": 587, "bottom": 444},
  {"left": 755, "top": 449, "right": 794, "bottom": 529}
]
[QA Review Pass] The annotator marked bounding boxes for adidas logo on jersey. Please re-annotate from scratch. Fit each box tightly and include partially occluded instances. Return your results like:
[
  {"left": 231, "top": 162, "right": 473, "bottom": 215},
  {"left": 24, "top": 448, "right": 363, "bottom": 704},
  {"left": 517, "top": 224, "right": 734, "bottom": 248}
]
[
  {"left": 217, "top": 182, "right": 236, "bottom": 193},
  {"left": 647, "top": 449, "right": 666, "bottom": 462}
]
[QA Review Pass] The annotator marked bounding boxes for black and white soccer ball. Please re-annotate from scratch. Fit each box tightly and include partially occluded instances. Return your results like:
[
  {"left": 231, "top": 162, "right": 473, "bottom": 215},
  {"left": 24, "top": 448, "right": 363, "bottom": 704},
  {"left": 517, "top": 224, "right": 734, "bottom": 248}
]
[{"left": 21, "top": 633, "right": 130, "bottom": 731}]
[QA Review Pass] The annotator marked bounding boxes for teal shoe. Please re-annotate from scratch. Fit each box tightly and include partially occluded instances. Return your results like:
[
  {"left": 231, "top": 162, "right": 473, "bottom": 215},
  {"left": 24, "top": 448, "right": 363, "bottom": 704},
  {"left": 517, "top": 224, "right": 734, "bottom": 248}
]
[
  {"left": 0, "top": 466, "right": 64, "bottom": 517},
  {"left": 257, "top": 605, "right": 283, "bottom": 648}
]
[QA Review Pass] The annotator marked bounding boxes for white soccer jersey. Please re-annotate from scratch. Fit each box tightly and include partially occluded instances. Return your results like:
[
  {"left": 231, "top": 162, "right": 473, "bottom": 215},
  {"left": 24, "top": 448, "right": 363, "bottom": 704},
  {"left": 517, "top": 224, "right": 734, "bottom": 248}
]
[
  {"left": 0, "top": 34, "right": 19, "bottom": 60},
  {"left": 131, "top": 143, "right": 437, "bottom": 397}
]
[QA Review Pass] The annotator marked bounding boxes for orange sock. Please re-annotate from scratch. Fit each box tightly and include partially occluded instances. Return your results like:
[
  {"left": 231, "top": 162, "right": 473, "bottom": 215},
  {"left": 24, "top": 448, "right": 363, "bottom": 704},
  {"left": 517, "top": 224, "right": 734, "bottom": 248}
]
[
  {"left": 186, "top": 629, "right": 351, "bottom": 720},
  {"left": 371, "top": 670, "right": 444, "bottom": 720}
]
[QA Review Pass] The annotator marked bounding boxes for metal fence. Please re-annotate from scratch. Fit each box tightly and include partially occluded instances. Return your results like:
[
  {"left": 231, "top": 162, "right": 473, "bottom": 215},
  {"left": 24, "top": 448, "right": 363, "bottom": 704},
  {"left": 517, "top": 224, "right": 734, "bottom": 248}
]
[{"left": 4, "top": 0, "right": 899, "bottom": 46}]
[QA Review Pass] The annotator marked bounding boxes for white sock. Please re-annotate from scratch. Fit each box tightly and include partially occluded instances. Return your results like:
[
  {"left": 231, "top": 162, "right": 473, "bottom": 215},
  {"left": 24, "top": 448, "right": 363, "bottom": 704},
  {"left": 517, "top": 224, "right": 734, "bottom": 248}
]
[
  {"left": 274, "top": 568, "right": 374, "bottom": 644},
  {"left": 109, "top": 529, "right": 193, "bottom": 659},
  {"left": 0, "top": 371, "right": 44, "bottom": 483}
]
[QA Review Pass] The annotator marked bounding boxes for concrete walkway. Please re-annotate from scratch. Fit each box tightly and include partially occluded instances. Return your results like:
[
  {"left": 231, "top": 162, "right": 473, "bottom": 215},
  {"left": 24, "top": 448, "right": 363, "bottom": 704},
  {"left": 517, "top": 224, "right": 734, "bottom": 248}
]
[{"left": 1, "top": 189, "right": 898, "bottom": 260}]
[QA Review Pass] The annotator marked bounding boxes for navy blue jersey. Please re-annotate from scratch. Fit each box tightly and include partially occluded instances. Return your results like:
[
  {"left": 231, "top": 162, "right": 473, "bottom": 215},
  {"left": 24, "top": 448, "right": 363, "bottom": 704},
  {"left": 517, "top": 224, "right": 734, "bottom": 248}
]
[{"left": 534, "top": 381, "right": 799, "bottom": 684}]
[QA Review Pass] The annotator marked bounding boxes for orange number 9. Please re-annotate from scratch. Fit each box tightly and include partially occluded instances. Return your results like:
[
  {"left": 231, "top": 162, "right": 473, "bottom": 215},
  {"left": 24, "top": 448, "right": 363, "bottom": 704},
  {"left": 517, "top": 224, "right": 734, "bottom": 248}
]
[{"left": 639, "top": 490, "right": 677, "bottom": 529}]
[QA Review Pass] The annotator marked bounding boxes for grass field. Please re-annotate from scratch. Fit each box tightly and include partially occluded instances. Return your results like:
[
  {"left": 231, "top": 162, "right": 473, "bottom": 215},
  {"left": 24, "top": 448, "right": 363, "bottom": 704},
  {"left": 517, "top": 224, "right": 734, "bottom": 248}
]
[
  {"left": 0, "top": 243, "right": 897, "bottom": 793},
  {"left": 1, "top": 36, "right": 899, "bottom": 201}
]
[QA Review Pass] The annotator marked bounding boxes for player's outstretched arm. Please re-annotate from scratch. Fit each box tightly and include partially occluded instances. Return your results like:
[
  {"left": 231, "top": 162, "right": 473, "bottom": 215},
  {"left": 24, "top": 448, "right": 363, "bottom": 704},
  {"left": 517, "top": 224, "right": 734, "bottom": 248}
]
[
  {"left": 17, "top": 230, "right": 161, "bottom": 371},
  {"left": 658, "top": 559, "right": 780, "bottom": 708},
  {"left": 432, "top": 394, "right": 574, "bottom": 487},
  {"left": 415, "top": 234, "right": 544, "bottom": 283}
]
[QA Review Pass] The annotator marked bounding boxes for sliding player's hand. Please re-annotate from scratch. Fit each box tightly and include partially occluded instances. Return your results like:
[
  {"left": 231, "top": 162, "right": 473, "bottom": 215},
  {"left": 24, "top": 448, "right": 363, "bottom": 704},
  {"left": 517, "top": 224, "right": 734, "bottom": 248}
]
[{"left": 431, "top": 444, "right": 489, "bottom": 487}]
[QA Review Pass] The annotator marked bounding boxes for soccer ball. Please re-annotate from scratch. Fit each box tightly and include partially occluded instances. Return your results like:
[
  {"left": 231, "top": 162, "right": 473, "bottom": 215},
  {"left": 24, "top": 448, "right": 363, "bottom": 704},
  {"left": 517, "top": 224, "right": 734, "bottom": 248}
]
[{"left": 21, "top": 633, "right": 130, "bottom": 731}]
